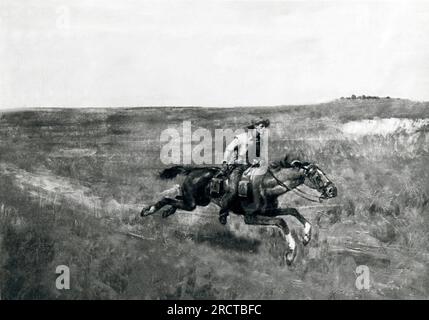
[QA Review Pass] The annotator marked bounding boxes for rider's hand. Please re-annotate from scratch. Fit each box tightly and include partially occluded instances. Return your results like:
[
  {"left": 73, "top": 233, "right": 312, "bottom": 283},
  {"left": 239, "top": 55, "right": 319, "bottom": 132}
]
[{"left": 251, "top": 159, "right": 260, "bottom": 167}]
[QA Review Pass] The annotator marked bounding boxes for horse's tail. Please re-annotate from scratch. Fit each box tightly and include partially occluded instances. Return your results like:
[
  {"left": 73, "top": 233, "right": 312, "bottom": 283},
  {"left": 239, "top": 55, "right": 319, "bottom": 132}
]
[{"left": 159, "top": 166, "right": 195, "bottom": 180}]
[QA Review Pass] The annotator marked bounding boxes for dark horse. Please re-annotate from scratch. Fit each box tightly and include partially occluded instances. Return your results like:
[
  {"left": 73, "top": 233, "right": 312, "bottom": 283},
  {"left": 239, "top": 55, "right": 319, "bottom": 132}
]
[{"left": 141, "top": 157, "right": 337, "bottom": 264}]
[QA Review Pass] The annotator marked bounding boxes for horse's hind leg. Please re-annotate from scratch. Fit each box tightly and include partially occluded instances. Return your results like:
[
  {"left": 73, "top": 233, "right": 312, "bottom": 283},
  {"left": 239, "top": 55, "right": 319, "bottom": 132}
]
[
  {"left": 275, "top": 208, "right": 312, "bottom": 245},
  {"left": 141, "top": 196, "right": 189, "bottom": 217},
  {"left": 141, "top": 184, "right": 197, "bottom": 217},
  {"left": 158, "top": 195, "right": 196, "bottom": 211},
  {"left": 161, "top": 205, "right": 177, "bottom": 218},
  {"left": 244, "top": 215, "right": 296, "bottom": 265}
]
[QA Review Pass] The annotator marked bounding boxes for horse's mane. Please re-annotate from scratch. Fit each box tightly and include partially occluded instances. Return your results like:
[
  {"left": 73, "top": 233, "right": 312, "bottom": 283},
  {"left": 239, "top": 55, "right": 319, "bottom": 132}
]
[
  {"left": 269, "top": 154, "right": 311, "bottom": 171},
  {"left": 269, "top": 159, "right": 290, "bottom": 170}
]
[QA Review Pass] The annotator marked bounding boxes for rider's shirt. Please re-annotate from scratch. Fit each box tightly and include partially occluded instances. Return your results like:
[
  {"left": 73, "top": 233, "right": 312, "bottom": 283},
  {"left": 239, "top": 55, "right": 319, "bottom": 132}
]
[{"left": 223, "top": 131, "right": 268, "bottom": 165}]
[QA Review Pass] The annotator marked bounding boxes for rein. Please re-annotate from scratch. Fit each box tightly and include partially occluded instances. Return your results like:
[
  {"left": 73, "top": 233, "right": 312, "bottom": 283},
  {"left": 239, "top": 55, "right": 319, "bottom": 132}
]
[
  {"left": 267, "top": 169, "right": 322, "bottom": 203},
  {"left": 293, "top": 187, "right": 322, "bottom": 203}
]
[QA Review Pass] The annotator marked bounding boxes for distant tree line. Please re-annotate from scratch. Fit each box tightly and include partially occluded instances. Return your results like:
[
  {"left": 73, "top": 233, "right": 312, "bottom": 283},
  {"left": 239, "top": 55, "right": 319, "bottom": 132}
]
[{"left": 340, "top": 95, "right": 390, "bottom": 100}]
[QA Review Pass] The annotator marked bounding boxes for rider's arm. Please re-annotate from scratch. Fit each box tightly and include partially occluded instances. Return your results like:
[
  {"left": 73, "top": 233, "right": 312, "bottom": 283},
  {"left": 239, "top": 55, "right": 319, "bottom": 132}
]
[{"left": 223, "top": 137, "right": 239, "bottom": 164}]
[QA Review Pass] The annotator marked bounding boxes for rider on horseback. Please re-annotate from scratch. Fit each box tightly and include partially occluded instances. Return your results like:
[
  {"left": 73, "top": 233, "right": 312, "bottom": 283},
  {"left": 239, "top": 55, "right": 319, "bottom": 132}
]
[{"left": 218, "top": 117, "right": 270, "bottom": 225}]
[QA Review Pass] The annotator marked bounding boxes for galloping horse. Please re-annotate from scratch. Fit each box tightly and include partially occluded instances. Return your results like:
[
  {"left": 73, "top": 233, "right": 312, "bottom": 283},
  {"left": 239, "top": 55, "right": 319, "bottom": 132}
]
[{"left": 141, "top": 156, "right": 337, "bottom": 264}]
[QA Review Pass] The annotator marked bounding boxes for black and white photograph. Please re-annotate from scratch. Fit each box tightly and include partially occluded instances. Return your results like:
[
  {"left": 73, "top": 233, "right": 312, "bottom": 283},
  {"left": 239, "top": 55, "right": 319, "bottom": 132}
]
[{"left": 0, "top": 0, "right": 428, "bottom": 305}]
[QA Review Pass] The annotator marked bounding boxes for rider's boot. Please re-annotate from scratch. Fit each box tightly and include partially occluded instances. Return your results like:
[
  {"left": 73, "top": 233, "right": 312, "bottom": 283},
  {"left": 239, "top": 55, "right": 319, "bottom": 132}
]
[
  {"left": 219, "top": 191, "right": 234, "bottom": 225},
  {"left": 218, "top": 167, "right": 242, "bottom": 225}
]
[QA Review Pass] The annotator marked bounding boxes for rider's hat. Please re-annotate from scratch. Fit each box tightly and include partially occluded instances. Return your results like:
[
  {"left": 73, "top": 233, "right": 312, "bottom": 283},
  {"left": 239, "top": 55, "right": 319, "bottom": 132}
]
[{"left": 246, "top": 117, "right": 270, "bottom": 129}]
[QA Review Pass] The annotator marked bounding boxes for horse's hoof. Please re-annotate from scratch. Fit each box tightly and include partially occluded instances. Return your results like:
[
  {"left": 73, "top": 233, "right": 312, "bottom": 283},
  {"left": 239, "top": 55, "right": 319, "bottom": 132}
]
[
  {"left": 141, "top": 206, "right": 155, "bottom": 217},
  {"left": 218, "top": 214, "right": 228, "bottom": 225},
  {"left": 303, "top": 224, "right": 312, "bottom": 246},
  {"left": 285, "top": 247, "right": 297, "bottom": 266},
  {"left": 303, "top": 233, "right": 311, "bottom": 246},
  {"left": 285, "top": 252, "right": 294, "bottom": 265}
]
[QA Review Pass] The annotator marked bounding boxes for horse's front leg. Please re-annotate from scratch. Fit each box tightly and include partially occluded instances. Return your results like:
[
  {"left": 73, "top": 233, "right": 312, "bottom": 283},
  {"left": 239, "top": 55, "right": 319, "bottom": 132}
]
[
  {"left": 244, "top": 215, "right": 296, "bottom": 265},
  {"left": 272, "top": 208, "right": 312, "bottom": 245}
]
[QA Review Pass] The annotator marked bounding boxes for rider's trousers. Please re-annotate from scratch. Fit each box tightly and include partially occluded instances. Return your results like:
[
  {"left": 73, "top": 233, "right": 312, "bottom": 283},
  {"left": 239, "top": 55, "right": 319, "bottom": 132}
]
[{"left": 219, "top": 164, "right": 247, "bottom": 215}]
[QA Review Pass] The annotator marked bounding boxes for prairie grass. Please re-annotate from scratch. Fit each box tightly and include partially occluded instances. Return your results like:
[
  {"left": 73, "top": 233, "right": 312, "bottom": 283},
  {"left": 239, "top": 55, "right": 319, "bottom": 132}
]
[{"left": 0, "top": 99, "right": 428, "bottom": 299}]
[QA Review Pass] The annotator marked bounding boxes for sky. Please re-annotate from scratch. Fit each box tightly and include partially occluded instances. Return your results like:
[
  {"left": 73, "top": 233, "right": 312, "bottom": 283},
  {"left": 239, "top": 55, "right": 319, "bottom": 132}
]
[{"left": 1, "top": 0, "right": 429, "bottom": 108}]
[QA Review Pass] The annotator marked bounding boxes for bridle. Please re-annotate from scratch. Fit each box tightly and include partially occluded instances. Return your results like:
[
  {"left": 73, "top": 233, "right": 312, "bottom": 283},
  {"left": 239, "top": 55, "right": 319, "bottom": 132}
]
[
  {"left": 267, "top": 164, "right": 331, "bottom": 203},
  {"left": 304, "top": 165, "right": 334, "bottom": 198}
]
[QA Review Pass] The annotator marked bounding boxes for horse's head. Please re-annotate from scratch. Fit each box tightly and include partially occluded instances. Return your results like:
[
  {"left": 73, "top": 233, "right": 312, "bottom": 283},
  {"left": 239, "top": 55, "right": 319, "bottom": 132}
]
[
  {"left": 301, "top": 163, "right": 337, "bottom": 199},
  {"left": 268, "top": 157, "right": 337, "bottom": 200}
]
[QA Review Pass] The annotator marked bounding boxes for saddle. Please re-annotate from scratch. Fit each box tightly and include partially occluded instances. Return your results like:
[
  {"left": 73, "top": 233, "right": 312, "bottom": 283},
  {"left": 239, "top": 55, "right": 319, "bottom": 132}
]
[{"left": 209, "top": 167, "right": 253, "bottom": 198}]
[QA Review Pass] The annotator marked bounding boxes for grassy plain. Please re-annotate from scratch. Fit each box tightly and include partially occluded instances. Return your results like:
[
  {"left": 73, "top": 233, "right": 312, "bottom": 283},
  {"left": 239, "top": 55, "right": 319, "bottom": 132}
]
[{"left": 0, "top": 98, "right": 428, "bottom": 299}]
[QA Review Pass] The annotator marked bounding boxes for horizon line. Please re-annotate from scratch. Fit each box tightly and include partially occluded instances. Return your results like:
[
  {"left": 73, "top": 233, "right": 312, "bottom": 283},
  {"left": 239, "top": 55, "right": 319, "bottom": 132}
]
[{"left": 1, "top": 96, "right": 425, "bottom": 112}]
